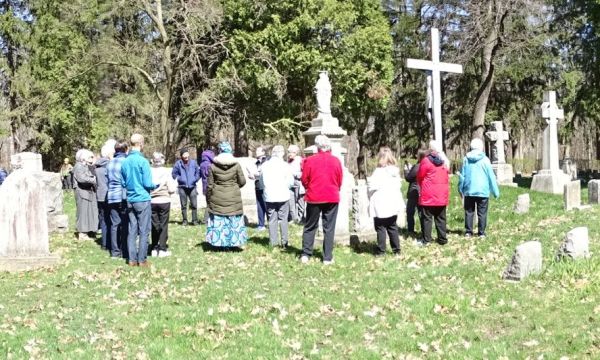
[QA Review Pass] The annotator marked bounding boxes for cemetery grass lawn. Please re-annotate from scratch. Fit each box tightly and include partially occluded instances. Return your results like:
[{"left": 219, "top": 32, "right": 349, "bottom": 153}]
[{"left": 1, "top": 179, "right": 600, "bottom": 359}]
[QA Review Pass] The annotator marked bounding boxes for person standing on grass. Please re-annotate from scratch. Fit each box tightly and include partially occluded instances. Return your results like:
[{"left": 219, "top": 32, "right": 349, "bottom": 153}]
[
  {"left": 95, "top": 140, "right": 116, "bottom": 251},
  {"left": 121, "top": 133, "right": 157, "bottom": 267},
  {"left": 150, "top": 152, "right": 177, "bottom": 257},
  {"left": 172, "top": 148, "right": 201, "bottom": 226},
  {"left": 73, "top": 149, "right": 99, "bottom": 241},
  {"left": 404, "top": 150, "right": 426, "bottom": 236},
  {"left": 248, "top": 146, "right": 268, "bottom": 231},
  {"left": 260, "top": 145, "right": 294, "bottom": 248},
  {"left": 367, "top": 147, "right": 403, "bottom": 257},
  {"left": 206, "top": 142, "right": 248, "bottom": 249},
  {"left": 60, "top": 158, "right": 73, "bottom": 189},
  {"left": 300, "top": 135, "right": 343, "bottom": 265},
  {"left": 287, "top": 144, "right": 305, "bottom": 223},
  {"left": 458, "top": 138, "right": 500, "bottom": 238},
  {"left": 199, "top": 148, "right": 215, "bottom": 224},
  {"left": 106, "top": 140, "right": 129, "bottom": 259},
  {"left": 416, "top": 141, "right": 450, "bottom": 246}
]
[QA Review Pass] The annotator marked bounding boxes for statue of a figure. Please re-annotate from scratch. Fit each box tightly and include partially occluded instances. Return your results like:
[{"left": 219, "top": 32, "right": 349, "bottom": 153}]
[
  {"left": 315, "top": 71, "right": 332, "bottom": 119},
  {"left": 426, "top": 72, "right": 433, "bottom": 129}
]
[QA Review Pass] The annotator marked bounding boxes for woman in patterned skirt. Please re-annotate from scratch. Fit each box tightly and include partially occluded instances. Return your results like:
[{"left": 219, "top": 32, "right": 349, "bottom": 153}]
[{"left": 205, "top": 142, "right": 248, "bottom": 248}]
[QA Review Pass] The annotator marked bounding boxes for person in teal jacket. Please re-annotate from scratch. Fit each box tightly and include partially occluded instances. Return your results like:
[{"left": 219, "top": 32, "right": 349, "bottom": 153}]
[
  {"left": 121, "top": 133, "right": 157, "bottom": 266},
  {"left": 458, "top": 138, "right": 500, "bottom": 238}
]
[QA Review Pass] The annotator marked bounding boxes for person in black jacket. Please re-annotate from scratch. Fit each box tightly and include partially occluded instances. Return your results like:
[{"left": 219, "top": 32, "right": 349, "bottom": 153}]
[{"left": 404, "top": 150, "right": 426, "bottom": 235}]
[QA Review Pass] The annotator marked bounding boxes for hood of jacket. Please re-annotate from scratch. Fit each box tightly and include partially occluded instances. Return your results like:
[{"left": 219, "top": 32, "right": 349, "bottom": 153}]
[
  {"left": 201, "top": 150, "right": 215, "bottom": 163},
  {"left": 95, "top": 157, "right": 110, "bottom": 168},
  {"left": 466, "top": 150, "right": 485, "bottom": 163},
  {"left": 213, "top": 153, "right": 238, "bottom": 169},
  {"left": 427, "top": 152, "right": 445, "bottom": 167}
]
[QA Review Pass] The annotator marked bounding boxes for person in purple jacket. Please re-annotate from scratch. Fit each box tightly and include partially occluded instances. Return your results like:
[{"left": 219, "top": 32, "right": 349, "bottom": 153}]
[
  {"left": 172, "top": 148, "right": 201, "bottom": 225},
  {"left": 199, "top": 149, "right": 215, "bottom": 224}
]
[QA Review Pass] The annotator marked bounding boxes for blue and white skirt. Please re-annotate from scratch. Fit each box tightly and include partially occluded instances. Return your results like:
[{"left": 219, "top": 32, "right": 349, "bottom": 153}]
[{"left": 206, "top": 214, "right": 248, "bottom": 247}]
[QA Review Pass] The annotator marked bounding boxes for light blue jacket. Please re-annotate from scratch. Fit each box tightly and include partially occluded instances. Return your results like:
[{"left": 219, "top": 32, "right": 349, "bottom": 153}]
[
  {"left": 121, "top": 150, "right": 156, "bottom": 203},
  {"left": 458, "top": 150, "right": 500, "bottom": 198}
]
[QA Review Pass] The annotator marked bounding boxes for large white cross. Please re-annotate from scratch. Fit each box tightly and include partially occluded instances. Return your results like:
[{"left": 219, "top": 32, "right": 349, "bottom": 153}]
[
  {"left": 485, "top": 121, "right": 509, "bottom": 164},
  {"left": 541, "top": 91, "right": 564, "bottom": 172},
  {"left": 406, "top": 28, "right": 463, "bottom": 150}
]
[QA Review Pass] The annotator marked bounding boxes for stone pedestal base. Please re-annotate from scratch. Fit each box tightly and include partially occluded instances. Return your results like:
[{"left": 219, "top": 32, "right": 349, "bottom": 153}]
[
  {"left": 0, "top": 255, "right": 60, "bottom": 272},
  {"left": 531, "top": 169, "right": 571, "bottom": 195},
  {"left": 492, "top": 163, "right": 517, "bottom": 187}
]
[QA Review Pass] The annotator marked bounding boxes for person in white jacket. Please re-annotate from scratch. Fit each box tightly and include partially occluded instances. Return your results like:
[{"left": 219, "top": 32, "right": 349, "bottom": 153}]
[
  {"left": 260, "top": 145, "right": 294, "bottom": 247},
  {"left": 150, "top": 152, "right": 178, "bottom": 257},
  {"left": 367, "top": 147, "right": 403, "bottom": 256}
]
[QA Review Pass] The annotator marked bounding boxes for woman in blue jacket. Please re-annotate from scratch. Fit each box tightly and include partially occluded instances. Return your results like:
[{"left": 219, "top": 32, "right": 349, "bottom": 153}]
[{"left": 458, "top": 138, "right": 500, "bottom": 238}]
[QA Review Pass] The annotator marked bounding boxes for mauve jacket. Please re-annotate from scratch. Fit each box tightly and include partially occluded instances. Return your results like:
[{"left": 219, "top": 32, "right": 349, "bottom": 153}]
[{"left": 417, "top": 152, "right": 449, "bottom": 207}]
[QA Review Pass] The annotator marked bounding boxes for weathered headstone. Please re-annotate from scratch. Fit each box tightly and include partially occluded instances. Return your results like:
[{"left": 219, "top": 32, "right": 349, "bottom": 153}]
[
  {"left": 557, "top": 227, "right": 590, "bottom": 260},
  {"left": 588, "top": 179, "right": 600, "bottom": 204},
  {"left": 503, "top": 241, "right": 542, "bottom": 281},
  {"left": 563, "top": 180, "right": 581, "bottom": 211},
  {"left": 485, "top": 121, "right": 516, "bottom": 186},
  {"left": 303, "top": 72, "right": 355, "bottom": 244},
  {"left": 352, "top": 180, "right": 373, "bottom": 235},
  {"left": 531, "top": 91, "right": 571, "bottom": 194},
  {"left": 0, "top": 170, "right": 60, "bottom": 271},
  {"left": 10, "top": 152, "right": 43, "bottom": 172},
  {"left": 560, "top": 158, "right": 578, "bottom": 180},
  {"left": 513, "top": 193, "right": 530, "bottom": 214}
]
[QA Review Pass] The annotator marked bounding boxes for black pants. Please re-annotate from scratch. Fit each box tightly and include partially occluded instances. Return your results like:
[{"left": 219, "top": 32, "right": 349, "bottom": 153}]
[
  {"left": 374, "top": 216, "right": 400, "bottom": 254},
  {"left": 464, "top": 196, "right": 489, "bottom": 236},
  {"left": 62, "top": 175, "right": 72, "bottom": 190},
  {"left": 151, "top": 203, "right": 170, "bottom": 251},
  {"left": 406, "top": 193, "right": 422, "bottom": 233},
  {"left": 302, "top": 203, "right": 338, "bottom": 261},
  {"left": 108, "top": 201, "right": 128, "bottom": 258},
  {"left": 98, "top": 201, "right": 110, "bottom": 249},
  {"left": 178, "top": 187, "right": 198, "bottom": 223},
  {"left": 421, "top": 206, "right": 447, "bottom": 244}
]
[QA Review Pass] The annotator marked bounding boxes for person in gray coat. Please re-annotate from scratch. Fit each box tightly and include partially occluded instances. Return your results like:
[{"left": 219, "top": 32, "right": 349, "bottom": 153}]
[
  {"left": 95, "top": 140, "right": 116, "bottom": 250},
  {"left": 74, "top": 149, "right": 99, "bottom": 241}
]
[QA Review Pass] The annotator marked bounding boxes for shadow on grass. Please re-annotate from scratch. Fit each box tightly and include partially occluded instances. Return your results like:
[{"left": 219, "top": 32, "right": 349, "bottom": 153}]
[
  {"left": 196, "top": 242, "right": 243, "bottom": 252},
  {"left": 247, "top": 236, "right": 304, "bottom": 256}
]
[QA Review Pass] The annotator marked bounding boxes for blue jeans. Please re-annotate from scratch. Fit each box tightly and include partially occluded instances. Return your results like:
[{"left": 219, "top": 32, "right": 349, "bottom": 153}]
[
  {"left": 109, "top": 202, "right": 128, "bottom": 258},
  {"left": 98, "top": 201, "right": 110, "bottom": 249},
  {"left": 127, "top": 201, "right": 151, "bottom": 264},
  {"left": 255, "top": 188, "right": 267, "bottom": 227}
]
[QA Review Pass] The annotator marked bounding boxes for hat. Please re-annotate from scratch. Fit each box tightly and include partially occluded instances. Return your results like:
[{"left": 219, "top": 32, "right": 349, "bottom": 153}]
[
  {"left": 180, "top": 147, "right": 189, "bottom": 157},
  {"left": 218, "top": 142, "right": 233, "bottom": 154}
]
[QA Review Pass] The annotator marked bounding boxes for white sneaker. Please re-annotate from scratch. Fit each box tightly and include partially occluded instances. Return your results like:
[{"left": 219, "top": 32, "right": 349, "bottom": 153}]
[
  {"left": 300, "top": 255, "right": 310, "bottom": 264},
  {"left": 151, "top": 249, "right": 158, "bottom": 257},
  {"left": 323, "top": 259, "right": 334, "bottom": 265},
  {"left": 158, "top": 250, "right": 171, "bottom": 258}
]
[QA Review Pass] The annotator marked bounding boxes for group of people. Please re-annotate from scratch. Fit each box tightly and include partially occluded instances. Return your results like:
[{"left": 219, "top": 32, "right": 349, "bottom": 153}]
[{"left": 69, "top": 131, "right": 500, "bottom": 267}]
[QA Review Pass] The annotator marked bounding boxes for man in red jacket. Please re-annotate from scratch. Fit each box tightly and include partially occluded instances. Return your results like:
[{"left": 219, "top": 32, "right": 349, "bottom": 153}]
[
  {"left": 416, "top": 142, "right": 450, "bottom": 246},
  {"left": 300, "top": 135, "right": 343, "bottom": 265}
]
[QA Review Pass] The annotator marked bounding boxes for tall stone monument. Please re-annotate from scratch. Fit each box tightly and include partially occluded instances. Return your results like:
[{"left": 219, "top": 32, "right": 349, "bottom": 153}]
[
  {"left": 304, "top": 71, "right": 354, "bottom": 244},
  {"left": 531, "top": 91, "right": 571, "bottom": 194},
  {"left": 0, "top": 170, "right": 60, "bottom": 271},
  {"left": 485, "top": 121, "right": 516, "bottom": 186}
]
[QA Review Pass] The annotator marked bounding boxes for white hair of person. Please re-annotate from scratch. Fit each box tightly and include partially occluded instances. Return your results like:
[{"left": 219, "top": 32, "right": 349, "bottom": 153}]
[
  {"left": 470, "top": 138, "right": 484, "bottom": 152},
  {"left": 315, "top": 135, "right": 331, "bottom": 151},
  {"left": 271, "top": 145, "right": 285, "bottom": 158},
  {"left": 287, "top": 144, "right": 300, "bottom": 153},
  {"left": 152, "top": 152, "right": 166, "bottom": 167},
  {"left": 130, "top": 133, "right": 144, "bottom": 147},
  {"left": 101, "top": 143, "right": 115, "bottom": 158},
  {"left": 76, "top": 149, "right": 93, "bottom": 163},
  {"left": 427, "top": 140, "right": 450, "bottom": 169}
]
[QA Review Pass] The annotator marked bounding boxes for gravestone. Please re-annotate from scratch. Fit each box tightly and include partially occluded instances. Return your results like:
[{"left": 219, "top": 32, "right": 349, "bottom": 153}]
[
  {"left": 303, "top": 71, "right": 354, "bottom": 244},
  {"left": 352, "top": 180, "right": 374, "bottom": 235},
  {"left": 503, "top": 240, "right": 542, "bottom": 281},
  {"left": 406, "top": 27, "right": 463, "bottom": 149},
  {"left": 485, "top": 121, "right": 516, "bottom": 186},
  {"left": 588, "top": 179, "right": 600, "bottom": 204},
  {"left": 10, "top": 152, "right": 42, "bottom": 172},
  {"left": 563, "top": 180, "right": 581, "bottom": 211},
  {"left": 531, "top": 91, "right": 571, "bottom": 194},
  {"left": 557, "top": 227, "right": 589, "bottom": 260},
  {"left": 513, "top": 193, "right": 530, "bottom": 214},
  {"left": 0, "top": 170, "right": 60, "bottom": 271},
  {"left": 560, "top": 158, "right": 578, "bottom": 180}
]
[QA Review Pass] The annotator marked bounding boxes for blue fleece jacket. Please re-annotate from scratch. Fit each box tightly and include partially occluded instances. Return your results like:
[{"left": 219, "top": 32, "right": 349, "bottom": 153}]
[
  {"left": 172, "top": 159, "right": 201, "bottom": 188},
  {"left": 121, "top": 150, "right": 156, "bottom": 203},
  {"left": 458, "top": 150, "right": 500, "bottom": 198}
]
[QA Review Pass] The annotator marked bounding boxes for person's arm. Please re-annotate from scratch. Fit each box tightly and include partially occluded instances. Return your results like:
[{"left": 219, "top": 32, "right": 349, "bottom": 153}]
[
  {"left": 405, "top": 164, "right": 418, "bottom": 183},
  {"left": 486, "top": 161, "right": 500, "bottom": 198},
  {"left": 335, "top": 159, "right": 343, "bottom": 190},
  {"left": 194, "top": 161, "right": 201, "bottom": 184},
  {"left": 74, "top": 164, "right": 96, "bottom": 186},
  {"left": 207, "top": 165, "right": 215, "bottom": 199},
  {"left": 301, "top": 159, "right": 310, "bottom": 189},
  {"left": 171, "top": 161, "right": 180, "bottom": 180},
  {"left": 416, "top": 158, "right": 428, "bottom": 187},
  {"left": 142, "top": 160, "right": 157, "bottom": 191},
  {"left": 236, "top": 163, "right": 247, "bottom": 188},
  {"left": 458, "top": 159, "right": 466, "bottom": 196}
]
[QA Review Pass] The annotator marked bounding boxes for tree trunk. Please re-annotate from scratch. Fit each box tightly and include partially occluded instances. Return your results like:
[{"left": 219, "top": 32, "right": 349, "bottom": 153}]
[{"left": 234, "top": 118, "right": 248, "bottom": 157}]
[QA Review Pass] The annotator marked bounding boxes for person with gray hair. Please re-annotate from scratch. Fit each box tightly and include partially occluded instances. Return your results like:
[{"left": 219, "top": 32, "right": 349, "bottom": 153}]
[
  {"left": 73, "top": 148, "right": 99, "bottom": 241},
  {"left": 458, "top": 138, "right": 499, "bottom": 238},
  {"left": 95, "top": 140, "right": 117, "bottom": 251},
  {"left": 287, "top": 144, "right": 305, "bottom": 223},
  {"left": 260, "top": 145, "right": 294, "bottom": 247},
  {"left": 300, "top": 135, "right": 343, "bottom": 265},
  {"left": 150, "top": 152, "right": 177, "bottom": 257}
]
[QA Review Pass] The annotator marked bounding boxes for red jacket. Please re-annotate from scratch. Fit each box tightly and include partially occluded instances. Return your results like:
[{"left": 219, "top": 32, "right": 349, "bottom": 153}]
[
  {"left": 417, "top": 152, "right": 449, "bottom": 206},
  {"left": 301, "top": 150, "right": 343, "bottom": 204}
]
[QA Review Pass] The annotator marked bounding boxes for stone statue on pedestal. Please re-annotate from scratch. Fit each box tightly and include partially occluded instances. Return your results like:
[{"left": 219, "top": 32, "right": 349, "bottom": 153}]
[{"left": 315, "top": 71, "right": 332, "bottom": 119}]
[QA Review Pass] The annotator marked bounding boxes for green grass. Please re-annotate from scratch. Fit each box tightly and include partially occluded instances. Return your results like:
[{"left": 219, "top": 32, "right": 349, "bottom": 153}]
[{"left": 1, "top": 178, "right": 600, "bottom": 359}]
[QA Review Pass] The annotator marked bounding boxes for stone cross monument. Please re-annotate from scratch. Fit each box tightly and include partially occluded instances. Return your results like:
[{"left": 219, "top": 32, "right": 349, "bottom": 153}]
[
  {"left": 407, "top": 28, "right": 463, "bottom": 151},
  {"left": 531, "top": 91, "right": 571, "bottom": 194},
  {"left": 303, "top": 71, "right": 354, "bottom": 244},
  {"left": 485, "top": 121, "right": 515, "bottom": 186}
]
